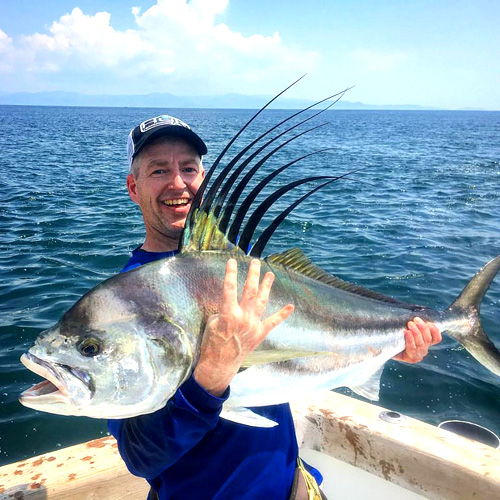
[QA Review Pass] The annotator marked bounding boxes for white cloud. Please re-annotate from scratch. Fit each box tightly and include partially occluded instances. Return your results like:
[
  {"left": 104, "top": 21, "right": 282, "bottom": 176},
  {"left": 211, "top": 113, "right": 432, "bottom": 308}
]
[
  {"left": 0, "top": 28, "right": 15, "bottom": 73},
  {"left": 352, "top": 49, "right": 408, "bottom": 72},
  {"left": 0, "top": 1, "right": 319, "bottom": 94},
  {"left": 0, "top": 29, "right": 13, "bottom": 52},
  {"left": 20, "top": 8, "right": 146, "bottom": 70}
]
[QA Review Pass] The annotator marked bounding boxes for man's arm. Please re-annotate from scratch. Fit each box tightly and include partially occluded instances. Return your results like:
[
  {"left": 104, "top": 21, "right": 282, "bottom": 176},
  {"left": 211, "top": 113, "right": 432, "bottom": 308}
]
[{"left": 108, "top": 373, "right": 229, "bottom": 479}]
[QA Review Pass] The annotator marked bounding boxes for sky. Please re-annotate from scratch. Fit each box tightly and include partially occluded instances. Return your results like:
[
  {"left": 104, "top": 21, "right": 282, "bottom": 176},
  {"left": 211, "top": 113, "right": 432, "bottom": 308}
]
[{"left": 0, "top": 0, "right": 499, "bottom": 109}]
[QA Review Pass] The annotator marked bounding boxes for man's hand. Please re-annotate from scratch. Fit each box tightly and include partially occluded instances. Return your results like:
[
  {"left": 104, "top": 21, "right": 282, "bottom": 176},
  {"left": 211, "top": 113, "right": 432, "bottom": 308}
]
[
  {"left": 393, "top": 317, "right": 442, "bottom": 363},
  {"left": 193, "top": 258, "right": 294, "bottom": 397}
]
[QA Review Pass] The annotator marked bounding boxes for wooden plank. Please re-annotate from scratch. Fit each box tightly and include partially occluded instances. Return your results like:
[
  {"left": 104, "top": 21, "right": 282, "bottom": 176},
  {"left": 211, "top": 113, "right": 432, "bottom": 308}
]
[
  {"left": 291, "top": 391, "right": 500, "bottom": 500},
  {"left": 0, "top": 436, "right": 149, "bottom": 499}
]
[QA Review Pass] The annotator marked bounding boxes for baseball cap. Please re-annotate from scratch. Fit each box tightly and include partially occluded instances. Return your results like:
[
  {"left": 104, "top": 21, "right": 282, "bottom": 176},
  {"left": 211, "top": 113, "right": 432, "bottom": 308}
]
[{"left": 127, "top": 115, "right": 208, "bottom": 170}]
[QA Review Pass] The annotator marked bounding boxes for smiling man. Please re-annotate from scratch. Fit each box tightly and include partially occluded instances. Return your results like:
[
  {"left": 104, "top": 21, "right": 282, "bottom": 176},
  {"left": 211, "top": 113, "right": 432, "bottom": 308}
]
[
  {"left": 126, "top": 115, "right": 207, "bottom": 254},
  {"left": 109, "top": 115, "right": 442, "bottom": 500}
]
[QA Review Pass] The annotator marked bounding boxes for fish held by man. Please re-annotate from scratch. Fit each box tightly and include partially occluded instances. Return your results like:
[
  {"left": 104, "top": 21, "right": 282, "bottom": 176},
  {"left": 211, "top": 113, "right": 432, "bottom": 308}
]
[{"left": 19, "top": 80, "right": 500, "bottom": 427}]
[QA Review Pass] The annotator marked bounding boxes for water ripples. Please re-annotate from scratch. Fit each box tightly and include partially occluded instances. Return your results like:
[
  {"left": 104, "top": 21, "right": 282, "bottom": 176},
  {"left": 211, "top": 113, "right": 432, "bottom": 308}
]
[{"left": 1, "top": 105, "right": 499, "bottom": 464}]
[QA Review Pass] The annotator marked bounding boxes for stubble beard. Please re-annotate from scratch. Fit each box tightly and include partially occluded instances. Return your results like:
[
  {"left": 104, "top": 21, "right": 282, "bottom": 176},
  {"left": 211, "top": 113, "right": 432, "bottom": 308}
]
[{"left": 142, "top": 203, "right": 186, "bottom": 250}]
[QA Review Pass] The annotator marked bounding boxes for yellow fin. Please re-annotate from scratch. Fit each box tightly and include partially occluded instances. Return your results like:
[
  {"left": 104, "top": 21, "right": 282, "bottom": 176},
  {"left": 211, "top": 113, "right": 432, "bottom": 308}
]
[{"left": 181, "top": 209, "right": 243, "bottom": 254}]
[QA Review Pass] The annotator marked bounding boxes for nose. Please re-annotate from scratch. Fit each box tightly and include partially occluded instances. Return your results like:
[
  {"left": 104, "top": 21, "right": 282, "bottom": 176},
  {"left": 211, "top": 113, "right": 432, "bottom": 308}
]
[{"left": 168, "top": 172, "right": 186, "bottom": 190}]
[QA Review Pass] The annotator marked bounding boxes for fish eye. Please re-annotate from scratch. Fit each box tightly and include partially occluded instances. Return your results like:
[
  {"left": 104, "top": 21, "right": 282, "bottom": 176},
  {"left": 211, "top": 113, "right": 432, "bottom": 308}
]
[{"left": 78, "top": 337, "right": 101, "bottom": 357}]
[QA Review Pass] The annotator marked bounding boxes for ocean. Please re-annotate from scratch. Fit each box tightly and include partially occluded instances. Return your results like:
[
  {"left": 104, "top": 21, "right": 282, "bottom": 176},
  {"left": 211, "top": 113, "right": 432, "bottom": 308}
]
[{"left": 0, "top": 104, "right": 499, "bottom": 466}]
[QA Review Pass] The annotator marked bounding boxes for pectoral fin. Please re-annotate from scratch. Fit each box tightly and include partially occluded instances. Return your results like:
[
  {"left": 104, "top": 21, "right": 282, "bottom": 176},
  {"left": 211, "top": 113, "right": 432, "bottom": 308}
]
[
  {"left": 349, "top": 366, "right": 384, "bottom": 401},
  {"left": 220, "top": 406, "right": 278, "bottom": 428},
  {"left": 241, "top": 349, "right": 335, "bottom": 368}
]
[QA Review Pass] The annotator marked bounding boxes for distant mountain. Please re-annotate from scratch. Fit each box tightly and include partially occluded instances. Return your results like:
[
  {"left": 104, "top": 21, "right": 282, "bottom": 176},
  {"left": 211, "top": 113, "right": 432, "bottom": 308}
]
[{"left": 0, "top": 90, "right": 448, "bottom": 110}]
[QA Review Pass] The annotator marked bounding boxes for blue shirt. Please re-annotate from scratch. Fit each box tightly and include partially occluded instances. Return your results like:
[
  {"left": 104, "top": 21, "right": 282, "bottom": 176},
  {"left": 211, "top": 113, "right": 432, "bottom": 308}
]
[{"left": 108, "top": 247, "right": 321, "bottom": 499}]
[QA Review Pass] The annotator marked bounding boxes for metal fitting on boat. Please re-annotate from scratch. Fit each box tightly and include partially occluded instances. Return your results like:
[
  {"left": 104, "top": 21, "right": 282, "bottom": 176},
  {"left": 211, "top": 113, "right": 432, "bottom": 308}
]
[{"left": 378, "top": 410, "right": 408, "bottom": 424}]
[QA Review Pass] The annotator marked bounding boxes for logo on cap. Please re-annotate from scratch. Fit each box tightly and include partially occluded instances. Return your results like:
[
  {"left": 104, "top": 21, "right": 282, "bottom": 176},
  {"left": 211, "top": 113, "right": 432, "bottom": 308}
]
[{"left": 139, "top": 115, "right": 190, "bottom": 134}]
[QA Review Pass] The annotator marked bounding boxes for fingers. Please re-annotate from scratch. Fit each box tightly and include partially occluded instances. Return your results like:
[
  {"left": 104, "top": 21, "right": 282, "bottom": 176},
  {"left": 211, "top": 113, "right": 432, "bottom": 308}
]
[
  {"left": 407, "top": 319, "right": 429, "bottom": 360},
  {"left": 241, "top": 259, "right": 262, "bottom": 307},
  {"left": 262, "top": 304, "right": 295, "bottom": 337},
  {"left": 400, "top": 329, "right": 425, "bottom": 363},
  {"left": 403, "top": 329, "right": 416, "bottom": 353},
  {"left": 235, "top": 259, "right": 278, "bottom": 316},
  {"left": 221, "top": 258, "right": 238, "bottom": 314},
  {"left": 428, "top": 322, "right": 442, "bottom": 345},
  {"left": 409, "top": 317, "right": 442, "bottom": 346},
  {"left": 410, "top": 317, "right": 432, "bottom": 346},
  {"left": 397, "top": 317, "right": 442, "bottom": 364},
  {"left": 254, "top": 271, "right": 275, "bottom": 316},
  {"left": 221, "top": 257, "right": 293, "bottom": 334}
]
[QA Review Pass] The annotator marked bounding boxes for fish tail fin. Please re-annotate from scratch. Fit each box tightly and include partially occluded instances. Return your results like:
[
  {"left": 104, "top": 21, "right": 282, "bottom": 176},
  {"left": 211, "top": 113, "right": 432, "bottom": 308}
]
[{"left": 446, "top": 255, "right": 500, "bottom": 376}]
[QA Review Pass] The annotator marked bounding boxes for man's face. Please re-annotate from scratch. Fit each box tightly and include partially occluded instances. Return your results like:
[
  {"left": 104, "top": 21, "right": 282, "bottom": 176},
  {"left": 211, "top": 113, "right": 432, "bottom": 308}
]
[{"left": 127, "top": 137, "right": 205, "bottom": 249}]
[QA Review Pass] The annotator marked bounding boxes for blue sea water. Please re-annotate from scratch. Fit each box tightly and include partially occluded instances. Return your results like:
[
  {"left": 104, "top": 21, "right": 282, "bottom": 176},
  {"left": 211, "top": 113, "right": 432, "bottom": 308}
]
[{"left": 0, "top": 104, "right": 499, "bottom": 466}]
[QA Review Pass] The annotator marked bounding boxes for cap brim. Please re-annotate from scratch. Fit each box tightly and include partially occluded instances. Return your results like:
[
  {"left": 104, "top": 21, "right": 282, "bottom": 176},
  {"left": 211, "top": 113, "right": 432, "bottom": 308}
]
[{"left": 134, "top": 125, "right": 207, "bottom": 158}]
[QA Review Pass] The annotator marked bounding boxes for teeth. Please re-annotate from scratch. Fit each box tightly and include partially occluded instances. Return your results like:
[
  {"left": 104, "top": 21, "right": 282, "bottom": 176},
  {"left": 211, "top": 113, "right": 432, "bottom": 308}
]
[{"left": 163, "top": 199, "right": 189, "bottom": 206}]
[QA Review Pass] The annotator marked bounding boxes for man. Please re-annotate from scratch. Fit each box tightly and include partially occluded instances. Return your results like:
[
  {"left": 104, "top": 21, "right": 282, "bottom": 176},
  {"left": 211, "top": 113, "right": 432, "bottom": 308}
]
[{"left": 108, "top": 115, "right": 442, "bottom": 500}]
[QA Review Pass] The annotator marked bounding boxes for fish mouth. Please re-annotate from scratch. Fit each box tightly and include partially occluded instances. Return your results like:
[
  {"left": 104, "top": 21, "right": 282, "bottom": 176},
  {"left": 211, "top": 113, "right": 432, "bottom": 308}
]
[{"left": 19, "top": 353, "right": 94, "bottom": 406}]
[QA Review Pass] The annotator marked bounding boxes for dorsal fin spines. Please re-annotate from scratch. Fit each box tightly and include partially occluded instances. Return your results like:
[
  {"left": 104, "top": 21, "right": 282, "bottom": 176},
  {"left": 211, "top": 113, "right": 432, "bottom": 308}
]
[
  {"left": 179, "top": 81, "right": 354, "bottom": 255},
  {"left": 196, "top": 75, "right": 336, "bottom": 219},
  {"left": 249, "top": 168, "right": 366, "bottom": 258},
  {"left": 210, "top": 90, "right": 348, "bottom": 229},
  {"left": 201, "top": 91, "right": 346, "bottom": 237},
  {"left": 210, "top": 87, "right": 349, "bottom": 219},
  {"left": 237, "top": 176, "right": 336, "bottom": 254},
  {"left": 181, "top": 209, "right": 242, "bottom": 253},
  {"left": 213, "top": 122, "right": 329, "bottom": 229},
  {"left": 225, "top": 147, "right": 334, "bottom": 242},
  {"left": 180, "top": 75, "right": 307, "bottom": 252},
  {"left": 249, "top": 178, "right": 338, "bottom": 257}
]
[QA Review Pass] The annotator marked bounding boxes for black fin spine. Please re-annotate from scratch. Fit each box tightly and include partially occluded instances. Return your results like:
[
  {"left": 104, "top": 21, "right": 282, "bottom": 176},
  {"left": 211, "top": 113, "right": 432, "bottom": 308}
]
[
  {"left": 250, "top": 168, "right": 364, "bottom": 257},
  {"left": 249, "top": 179, "right": 338, "bottom": 257},
  {"left": 192, "top": 119, "right": 333, "bottom": 251},
  {"left": 226, "top": 147, "right": 334, "bottom": 242},
  {"left": 212, "top": 117, "right": 331, "bottom": 222},
  {"left": 219, "top": 123, "right": 329, "bottom": 233},
  {"left": 199, "top": 88, "right": 348, "bottom": 217},
  {"left": 181, "top": 75, "right": 306, "bottom": 250},
  {"left": 238, "top": 176, "right": 337, "bottom": 254}
]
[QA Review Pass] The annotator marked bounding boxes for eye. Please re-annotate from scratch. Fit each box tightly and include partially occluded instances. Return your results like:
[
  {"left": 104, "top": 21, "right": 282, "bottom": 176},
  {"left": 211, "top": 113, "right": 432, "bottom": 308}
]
[{"left": 78, "top": 337, "right": 102, "bottom": 357}]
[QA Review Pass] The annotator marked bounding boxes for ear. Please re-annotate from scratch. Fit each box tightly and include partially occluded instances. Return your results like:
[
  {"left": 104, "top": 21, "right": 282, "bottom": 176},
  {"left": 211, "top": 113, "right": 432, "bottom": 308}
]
[{"left": 127, "top": 174, "right": 139, "bottom": 204}]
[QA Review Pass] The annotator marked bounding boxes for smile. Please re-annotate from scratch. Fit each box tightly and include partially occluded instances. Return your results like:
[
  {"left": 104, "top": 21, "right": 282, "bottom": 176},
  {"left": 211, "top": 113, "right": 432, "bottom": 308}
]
[{"left": 162, "top": 199, "right": 190, "bottom": 206}]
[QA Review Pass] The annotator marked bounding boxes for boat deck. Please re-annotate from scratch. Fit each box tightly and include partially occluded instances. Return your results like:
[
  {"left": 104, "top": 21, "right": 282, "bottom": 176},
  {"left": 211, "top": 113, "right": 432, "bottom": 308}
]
[{"left": 1, "top": 391, "right": 499, "bottom": 499}]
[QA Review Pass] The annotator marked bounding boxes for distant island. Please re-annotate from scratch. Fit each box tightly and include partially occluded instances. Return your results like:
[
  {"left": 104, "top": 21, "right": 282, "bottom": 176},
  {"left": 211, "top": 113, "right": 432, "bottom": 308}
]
[{"left": 0, "top": 91, "right": 485, "bottom": 111}]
